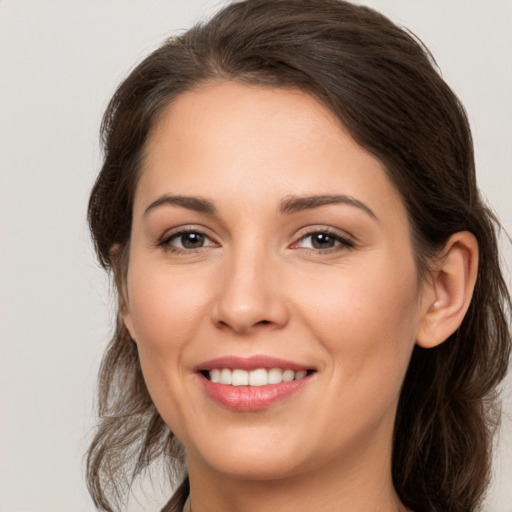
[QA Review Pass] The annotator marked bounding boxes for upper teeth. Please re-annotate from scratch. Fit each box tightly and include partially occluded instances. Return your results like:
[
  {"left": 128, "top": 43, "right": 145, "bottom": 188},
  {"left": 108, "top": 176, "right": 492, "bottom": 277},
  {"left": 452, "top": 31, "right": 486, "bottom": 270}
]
[{"left": 208, "top": 368, "right": 308, "bottom": 386}]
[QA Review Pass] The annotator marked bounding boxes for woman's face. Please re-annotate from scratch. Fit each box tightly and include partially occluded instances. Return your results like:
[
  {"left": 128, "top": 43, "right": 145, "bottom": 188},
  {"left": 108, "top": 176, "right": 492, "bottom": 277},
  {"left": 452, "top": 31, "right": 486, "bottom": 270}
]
[{"left": 123, "top": 81, "right": 432, "bottom": 481}]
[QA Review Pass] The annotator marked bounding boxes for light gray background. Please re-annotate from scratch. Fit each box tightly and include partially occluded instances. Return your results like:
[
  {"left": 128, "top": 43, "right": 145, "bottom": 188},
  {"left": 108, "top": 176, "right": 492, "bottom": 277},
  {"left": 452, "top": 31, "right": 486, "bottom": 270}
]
[{"left": 0, "top": 1, "right": 511, "bottom": 511}]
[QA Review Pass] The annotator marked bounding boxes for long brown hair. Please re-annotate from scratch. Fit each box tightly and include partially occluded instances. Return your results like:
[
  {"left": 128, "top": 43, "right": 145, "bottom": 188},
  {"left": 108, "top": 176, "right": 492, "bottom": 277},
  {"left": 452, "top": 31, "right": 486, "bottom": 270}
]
[{"left": 87, "top": 1, "right": 511, "bottom": 511}]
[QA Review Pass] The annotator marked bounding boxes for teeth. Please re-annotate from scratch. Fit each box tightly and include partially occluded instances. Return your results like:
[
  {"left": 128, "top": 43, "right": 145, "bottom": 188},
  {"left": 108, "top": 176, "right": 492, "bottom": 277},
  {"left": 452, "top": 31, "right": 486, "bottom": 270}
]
[
  {"left": 231, "top": 369, "right": 249, "bottom": 386},
  {"left": 220, "top": 368, "right": 232, "bottom": 385},
  {"left": 207, "top": 368, "right": 310, "bottom": 386},
  {"left": 249, "top": 368, "right": 267, "bottom": 386},
  {"left": 268, "top": 368, "right": 283, "bottom": 384},
  {"left": 283, "top": 369, "right": 295, "bottom": 382}
]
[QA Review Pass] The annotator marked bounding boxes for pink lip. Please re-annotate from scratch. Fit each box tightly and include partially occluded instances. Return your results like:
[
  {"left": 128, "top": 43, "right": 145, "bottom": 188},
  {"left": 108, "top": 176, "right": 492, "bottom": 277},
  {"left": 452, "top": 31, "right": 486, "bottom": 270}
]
[
  {"left": 195, "top": 355, "right": 312, "bottom": 372},
  {"left": 199, "top": 374, "right": 313, "bottom": 411},
  {"left": 195, "top": 355, "right": 315, "bottom": 411}
]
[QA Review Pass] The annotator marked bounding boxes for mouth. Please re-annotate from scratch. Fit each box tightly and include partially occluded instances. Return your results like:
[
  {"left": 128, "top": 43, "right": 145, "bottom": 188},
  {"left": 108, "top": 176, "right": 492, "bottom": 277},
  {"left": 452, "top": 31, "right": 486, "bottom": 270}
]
[
  {"left": 202, "top": 367, "right": 314, "bottom": 386},
  {"left": 195, "top": 356, "right": 317, "bottom": 410}
]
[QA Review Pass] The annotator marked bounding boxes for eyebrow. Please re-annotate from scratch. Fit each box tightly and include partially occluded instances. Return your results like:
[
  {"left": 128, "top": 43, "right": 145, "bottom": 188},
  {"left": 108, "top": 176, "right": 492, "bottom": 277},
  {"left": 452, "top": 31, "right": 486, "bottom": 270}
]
[
  {"left": 144, "top": 195, "right": 217, "bottom": 216},
  {"left": 279, "top": 194, "right": 377, "bottom": 219},
  {"left": 143, "top": 193, "right": 376, "bottom": 220}
]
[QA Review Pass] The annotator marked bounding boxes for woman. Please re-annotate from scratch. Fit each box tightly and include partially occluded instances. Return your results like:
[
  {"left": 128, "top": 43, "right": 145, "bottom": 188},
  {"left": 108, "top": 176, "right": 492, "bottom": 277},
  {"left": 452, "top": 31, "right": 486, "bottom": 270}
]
[{"left": 86, "top": 1, "right": 511, "bottom": 511}]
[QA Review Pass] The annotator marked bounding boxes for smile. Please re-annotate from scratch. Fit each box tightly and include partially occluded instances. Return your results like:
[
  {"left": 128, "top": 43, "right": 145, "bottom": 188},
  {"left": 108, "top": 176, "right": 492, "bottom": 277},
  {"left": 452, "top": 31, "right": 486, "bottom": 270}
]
[
  {"left": 206, "top": 368, "right": 309, "bottom": 386},
  {"left": 196, "top": 356, "right": 316, "bottom": 411}
]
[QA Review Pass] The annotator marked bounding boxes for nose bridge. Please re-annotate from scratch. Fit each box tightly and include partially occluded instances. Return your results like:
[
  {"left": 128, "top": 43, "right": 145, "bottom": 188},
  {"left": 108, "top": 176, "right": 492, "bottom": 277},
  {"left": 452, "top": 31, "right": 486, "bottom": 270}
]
[{"left": 212, "top": 237, "right": 289, "bottom": 333}]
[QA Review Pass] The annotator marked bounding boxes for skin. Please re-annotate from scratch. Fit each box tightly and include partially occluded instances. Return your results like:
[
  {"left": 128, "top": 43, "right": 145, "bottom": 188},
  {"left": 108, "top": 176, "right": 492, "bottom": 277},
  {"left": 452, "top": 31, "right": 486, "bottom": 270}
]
[{"left": 122, "top": 81, "right": 478, "bottom": 512}]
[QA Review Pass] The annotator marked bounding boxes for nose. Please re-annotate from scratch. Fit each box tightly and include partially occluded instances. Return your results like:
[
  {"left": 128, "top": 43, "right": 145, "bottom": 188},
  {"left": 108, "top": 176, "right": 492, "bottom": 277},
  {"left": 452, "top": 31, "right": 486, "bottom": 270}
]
[{"left": 211, "top": 248, "right": 290, "bottom": 335}]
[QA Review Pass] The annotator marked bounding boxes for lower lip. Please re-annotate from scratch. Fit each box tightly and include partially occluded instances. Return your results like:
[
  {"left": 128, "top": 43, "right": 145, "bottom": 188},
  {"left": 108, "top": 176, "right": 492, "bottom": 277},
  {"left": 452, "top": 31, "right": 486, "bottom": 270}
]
[{"left": 199, "top": 374, "right": 313, "bottom": 411}]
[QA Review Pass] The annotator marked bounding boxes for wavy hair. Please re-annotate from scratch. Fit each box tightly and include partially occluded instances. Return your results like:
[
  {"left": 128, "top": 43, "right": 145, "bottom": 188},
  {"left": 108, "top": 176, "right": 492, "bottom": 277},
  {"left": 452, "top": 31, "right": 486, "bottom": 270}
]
[{"left": 87, "top": 1, "right": 511, "bottom": 511}]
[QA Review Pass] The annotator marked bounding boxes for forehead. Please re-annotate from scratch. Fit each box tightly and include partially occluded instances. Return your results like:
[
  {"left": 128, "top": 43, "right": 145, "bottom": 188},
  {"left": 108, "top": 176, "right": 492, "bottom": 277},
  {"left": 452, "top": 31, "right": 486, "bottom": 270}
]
[
  {"left": 136, "top": 81, "right": 406, "bottom": 227},
  {"left": 146, "top": 81, "right": 356, "bottom": 167}
]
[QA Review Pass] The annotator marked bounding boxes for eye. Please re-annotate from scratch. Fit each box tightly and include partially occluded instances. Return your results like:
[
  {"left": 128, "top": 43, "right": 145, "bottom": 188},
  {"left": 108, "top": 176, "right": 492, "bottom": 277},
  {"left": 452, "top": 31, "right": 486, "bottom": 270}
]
[
  {"left": 161, "top": 230, "right": 217, "bottom": 251},
  {"left": 294, "top": 230, "right": 354, "bottom": 251}
]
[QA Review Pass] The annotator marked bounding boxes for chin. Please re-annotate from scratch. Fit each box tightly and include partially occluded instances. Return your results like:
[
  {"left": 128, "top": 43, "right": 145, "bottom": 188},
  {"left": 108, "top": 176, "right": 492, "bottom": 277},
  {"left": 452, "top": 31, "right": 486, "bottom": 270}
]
[
  {"left": 188, "top": 429, "right": 314, "bottom": 481},
  {"left": 205, "top": 455, "right": 309, "bottom": 482}
]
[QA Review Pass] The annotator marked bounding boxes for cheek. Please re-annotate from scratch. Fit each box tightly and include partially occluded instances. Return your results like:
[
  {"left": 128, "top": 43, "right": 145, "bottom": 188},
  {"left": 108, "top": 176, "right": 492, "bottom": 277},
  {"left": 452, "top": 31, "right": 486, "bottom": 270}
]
[
  {"left": 123, "top": 257, "right": 217, "bottom": 418},
  {"left": 124, "top": 260, "right": 216, "bottom": 434},
  {"left": 126, "top": 261, "right": 212, "bottom": 351},
  {"left": 295, "top": 254, "right": 420, "bottom": 387}
]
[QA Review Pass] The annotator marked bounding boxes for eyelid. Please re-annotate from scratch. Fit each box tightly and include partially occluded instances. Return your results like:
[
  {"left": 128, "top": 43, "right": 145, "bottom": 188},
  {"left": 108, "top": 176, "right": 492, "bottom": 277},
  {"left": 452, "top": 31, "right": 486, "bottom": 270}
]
[
  {"left": 290, "top": 226, "right": 356, "bottom": 251},
  {"left": 157, "top": 225, "right": 219, "bottom": 250},
  {"left": 155, "top": 224, "right": 355, "bottom": 253}
]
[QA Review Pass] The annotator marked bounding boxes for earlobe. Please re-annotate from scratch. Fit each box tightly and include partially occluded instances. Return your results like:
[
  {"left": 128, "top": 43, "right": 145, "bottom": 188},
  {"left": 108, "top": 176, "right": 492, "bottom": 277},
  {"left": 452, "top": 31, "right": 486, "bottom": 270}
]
[
  {"left": 121, "top": 302, "right": 137, "bottom": 343},
  {"left": 416, "top": 231, "right": 479, "bottom": 349},
  {"left": 109, "top": 243, "right": 137, "bottom": 342}
]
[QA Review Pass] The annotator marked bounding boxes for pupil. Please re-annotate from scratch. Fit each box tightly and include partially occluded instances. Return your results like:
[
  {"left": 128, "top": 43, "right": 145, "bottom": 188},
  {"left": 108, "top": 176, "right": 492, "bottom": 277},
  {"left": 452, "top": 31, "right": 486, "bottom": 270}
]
[
  {"left": 182, "top": 232, "right": 204, "bottom": 249},
  {"left": 312, "top": 233, "right": 334, "bottom": 249}
]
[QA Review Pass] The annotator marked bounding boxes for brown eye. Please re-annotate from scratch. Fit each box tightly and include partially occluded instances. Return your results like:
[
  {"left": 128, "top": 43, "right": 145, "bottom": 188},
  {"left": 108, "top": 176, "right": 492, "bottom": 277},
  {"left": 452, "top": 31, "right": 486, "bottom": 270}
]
[
  {"left": 310, "top": 232, "right": 336, "bottom": 249},
  {"left": 162, "top": 230, "right": 216, "bottom": 251},
  {"left": 295, "top": 230, "right": 354, "bottom": 251},
  {"left": 179, "top": 232, "right": 205, "bottom": 249}
]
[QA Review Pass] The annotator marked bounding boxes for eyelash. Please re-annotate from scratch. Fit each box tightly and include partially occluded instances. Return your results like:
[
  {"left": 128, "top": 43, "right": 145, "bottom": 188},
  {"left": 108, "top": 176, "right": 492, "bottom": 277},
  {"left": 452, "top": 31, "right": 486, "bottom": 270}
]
[
  {"left": 292, "top": 229, "right": 355, "bottom": 253},
  {"left": 158, "top": 228, "right": 355, "bottom": 254},
  {"left": 158, "top": 228, "right": 218, "bottom": 254}
]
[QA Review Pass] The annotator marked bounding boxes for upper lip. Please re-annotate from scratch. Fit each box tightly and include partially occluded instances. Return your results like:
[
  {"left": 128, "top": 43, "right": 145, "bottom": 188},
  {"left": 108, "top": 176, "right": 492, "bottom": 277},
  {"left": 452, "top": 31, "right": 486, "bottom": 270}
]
[{"left": 195, "top": 355, "right": 314, "bottom": 372}]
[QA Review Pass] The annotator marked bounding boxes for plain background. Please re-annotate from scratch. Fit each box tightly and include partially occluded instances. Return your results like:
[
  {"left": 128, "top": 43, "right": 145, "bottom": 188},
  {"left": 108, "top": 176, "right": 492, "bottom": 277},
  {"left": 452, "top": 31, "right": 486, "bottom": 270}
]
[{"left": 0, "top": 1, "right": 511, "bottom": 511}]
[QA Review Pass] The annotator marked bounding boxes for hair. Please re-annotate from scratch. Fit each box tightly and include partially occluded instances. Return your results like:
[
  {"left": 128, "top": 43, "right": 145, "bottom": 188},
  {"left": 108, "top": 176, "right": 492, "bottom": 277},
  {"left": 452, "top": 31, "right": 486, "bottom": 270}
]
[{"left": 86, "top": 1, "right": 511, "bottom": 511}]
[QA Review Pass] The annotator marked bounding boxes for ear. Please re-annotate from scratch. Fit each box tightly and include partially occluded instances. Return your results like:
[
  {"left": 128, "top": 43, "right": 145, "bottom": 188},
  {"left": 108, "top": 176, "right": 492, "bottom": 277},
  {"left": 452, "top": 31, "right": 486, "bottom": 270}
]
[
  {"left": 119, "top": 282, "right": 137, "bottom": 343},
  {"left": 119, "top": 287, "right": 138, "bottom": 343},
  {"left": 121, "top": 304, "right": 137, "bottom": 343},
  {"left": 110, "top": 243, "right": 137, "bottom": 342},
  {"left": 416, "top": 231, "right": 479, "bottom": 349}
]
